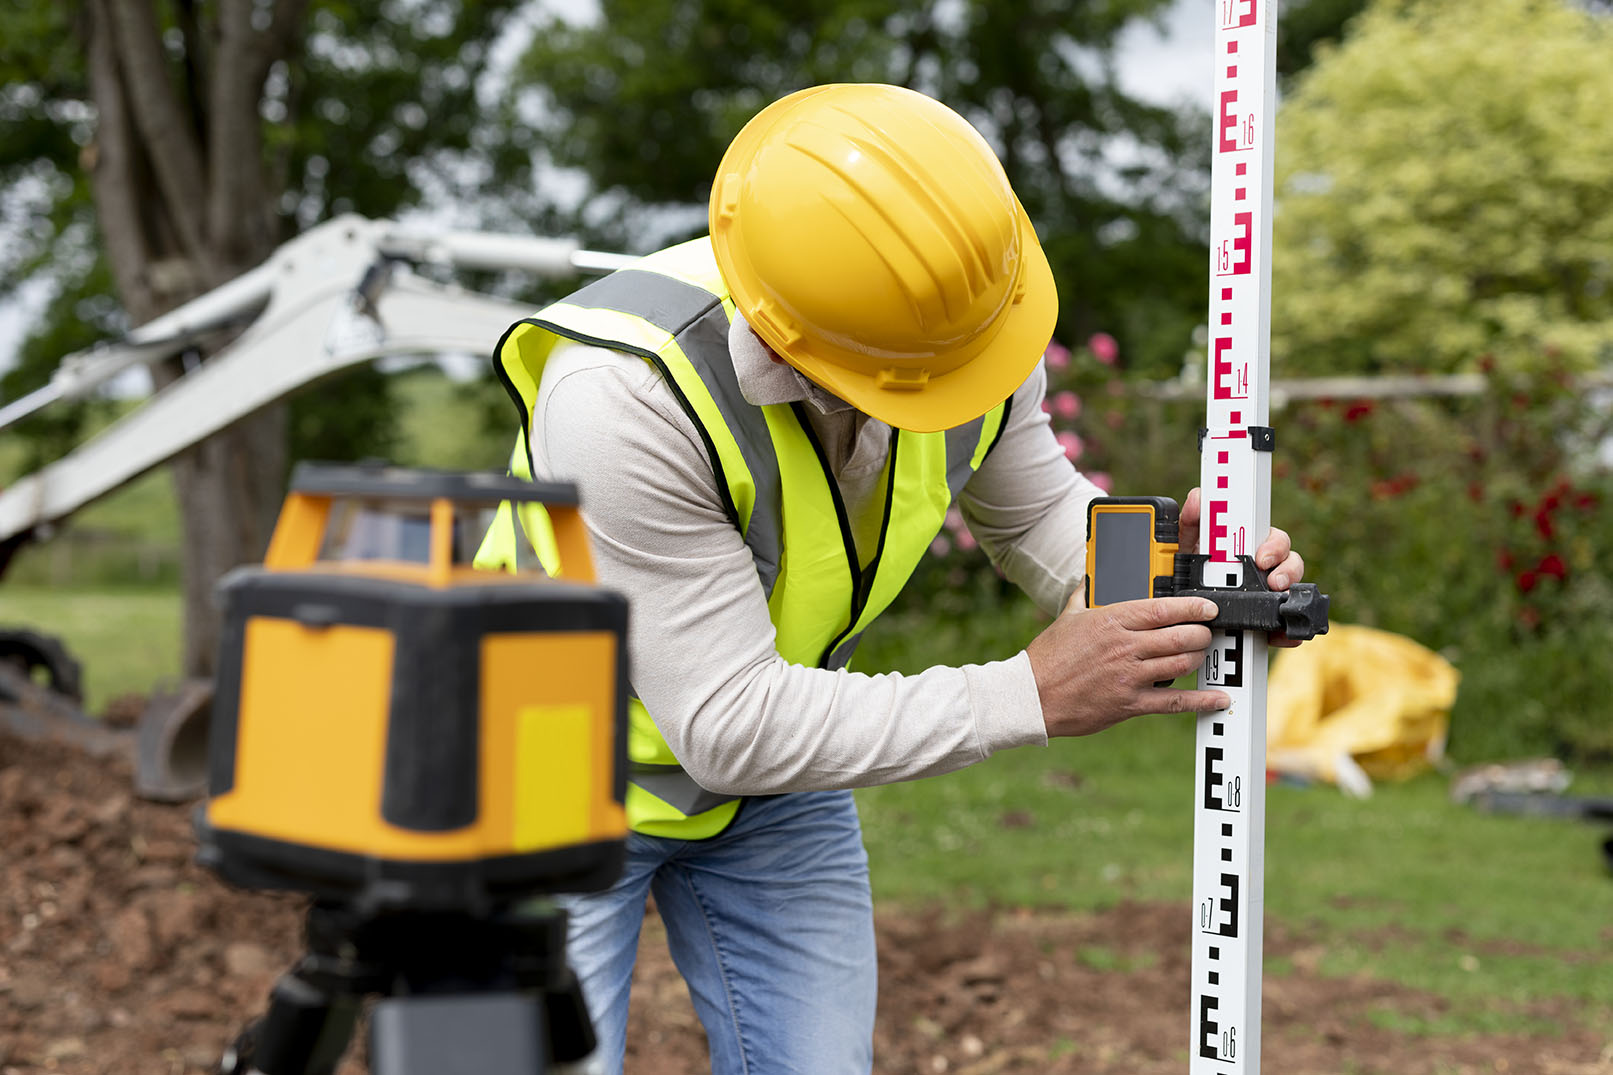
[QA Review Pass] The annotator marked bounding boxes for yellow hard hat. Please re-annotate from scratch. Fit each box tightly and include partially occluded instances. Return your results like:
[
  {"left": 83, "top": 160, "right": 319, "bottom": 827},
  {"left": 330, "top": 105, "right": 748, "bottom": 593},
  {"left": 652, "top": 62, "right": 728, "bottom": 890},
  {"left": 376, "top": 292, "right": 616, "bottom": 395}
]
[{"left": 709, "top": 84, "right": 1058, "bottom": 433}]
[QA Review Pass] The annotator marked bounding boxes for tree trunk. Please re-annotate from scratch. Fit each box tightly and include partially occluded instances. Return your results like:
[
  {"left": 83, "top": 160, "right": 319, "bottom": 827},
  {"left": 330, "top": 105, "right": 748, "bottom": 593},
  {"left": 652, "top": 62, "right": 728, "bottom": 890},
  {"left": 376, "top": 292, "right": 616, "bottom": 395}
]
[
  {"left": 84, "top": 0, "right": 300, "bottom": 677},
  {"left": 168, "top": 408, "right": 287, "bottom": 676}
]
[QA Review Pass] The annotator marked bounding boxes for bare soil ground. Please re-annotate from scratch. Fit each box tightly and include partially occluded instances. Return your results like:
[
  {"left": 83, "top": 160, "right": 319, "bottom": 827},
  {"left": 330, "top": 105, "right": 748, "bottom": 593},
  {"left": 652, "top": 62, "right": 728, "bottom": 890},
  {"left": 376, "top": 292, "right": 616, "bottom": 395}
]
[{"left": 3, "top": 728, "right": 1609, "bottom": 1075}]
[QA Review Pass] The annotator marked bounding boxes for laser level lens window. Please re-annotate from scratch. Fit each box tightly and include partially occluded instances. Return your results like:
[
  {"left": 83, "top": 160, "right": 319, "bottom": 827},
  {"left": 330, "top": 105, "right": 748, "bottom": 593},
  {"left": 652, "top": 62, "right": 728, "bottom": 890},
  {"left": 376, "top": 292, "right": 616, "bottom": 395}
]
[{"left": 320, "top": 499, "right": 433, "bottom": 564}]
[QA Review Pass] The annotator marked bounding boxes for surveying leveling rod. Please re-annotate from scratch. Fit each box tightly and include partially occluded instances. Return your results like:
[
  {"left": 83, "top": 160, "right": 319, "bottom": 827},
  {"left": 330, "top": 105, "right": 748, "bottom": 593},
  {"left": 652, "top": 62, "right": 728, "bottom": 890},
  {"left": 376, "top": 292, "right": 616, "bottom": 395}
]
[{"left": 1191, "top": 1, "right": 1281, "bottom": 1070}]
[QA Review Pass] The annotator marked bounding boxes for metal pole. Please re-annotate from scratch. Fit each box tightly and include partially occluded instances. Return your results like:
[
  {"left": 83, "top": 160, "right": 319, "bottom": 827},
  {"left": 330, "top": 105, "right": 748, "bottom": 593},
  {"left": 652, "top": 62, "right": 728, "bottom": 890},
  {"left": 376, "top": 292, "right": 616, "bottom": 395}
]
[{"left": 1190, "top": 1, "right": 1279, "bottom": 1071}]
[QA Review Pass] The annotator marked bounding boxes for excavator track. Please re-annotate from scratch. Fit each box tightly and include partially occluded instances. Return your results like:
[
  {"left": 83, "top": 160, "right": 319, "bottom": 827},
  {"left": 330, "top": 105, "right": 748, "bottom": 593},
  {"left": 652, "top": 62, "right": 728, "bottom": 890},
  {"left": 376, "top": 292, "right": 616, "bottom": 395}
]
[{"left": 0, "top": 627, "right": 85, "bottom": 704}]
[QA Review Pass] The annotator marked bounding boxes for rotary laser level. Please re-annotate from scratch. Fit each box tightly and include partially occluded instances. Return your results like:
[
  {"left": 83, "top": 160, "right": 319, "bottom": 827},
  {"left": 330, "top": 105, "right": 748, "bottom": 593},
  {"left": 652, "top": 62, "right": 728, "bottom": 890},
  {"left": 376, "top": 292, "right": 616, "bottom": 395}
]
[{"left": 196, "top": 463, "right": 628, "bottom": 1075}]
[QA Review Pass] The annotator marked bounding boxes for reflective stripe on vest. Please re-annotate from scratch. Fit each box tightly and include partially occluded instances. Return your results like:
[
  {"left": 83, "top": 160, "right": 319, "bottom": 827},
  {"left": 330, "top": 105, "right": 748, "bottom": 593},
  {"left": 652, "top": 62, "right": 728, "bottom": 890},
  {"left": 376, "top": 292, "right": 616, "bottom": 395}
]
[{"left": 490, "top": 237, "right": 1011, "bottom": 839}]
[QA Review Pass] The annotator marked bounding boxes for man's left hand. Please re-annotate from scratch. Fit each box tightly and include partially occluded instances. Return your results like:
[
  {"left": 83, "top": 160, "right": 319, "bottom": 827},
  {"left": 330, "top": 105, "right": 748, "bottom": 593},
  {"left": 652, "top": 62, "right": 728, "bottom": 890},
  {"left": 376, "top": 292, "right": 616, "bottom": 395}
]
[{"left": 1179, "top": 487, "right": 1307, "bottom": 648}]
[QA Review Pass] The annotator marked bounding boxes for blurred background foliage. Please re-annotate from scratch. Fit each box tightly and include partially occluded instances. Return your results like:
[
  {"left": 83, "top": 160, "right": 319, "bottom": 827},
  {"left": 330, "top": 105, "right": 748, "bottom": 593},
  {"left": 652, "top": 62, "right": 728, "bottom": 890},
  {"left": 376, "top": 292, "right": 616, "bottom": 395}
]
[
  {"left": 0, "top": 0, "right": 536, "bottom": 471},
  {"left": 3, "top": 0, "right": 1612, "bottom": 759},
  {"left": 887, "top": 0, "right": 1613, "bottom": 763},
  {"left": 1270, "top": 0, "right": 1613, "bottom": 378}
]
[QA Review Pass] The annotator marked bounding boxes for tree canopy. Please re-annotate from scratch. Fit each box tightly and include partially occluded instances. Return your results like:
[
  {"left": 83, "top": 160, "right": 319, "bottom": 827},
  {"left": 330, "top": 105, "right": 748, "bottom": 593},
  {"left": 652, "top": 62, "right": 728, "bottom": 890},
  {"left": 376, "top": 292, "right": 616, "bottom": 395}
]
[
  {"left": 1271, "top": 0, "right": 1613, "bottom": 377},
  {"left": 1, "top": 0, "right": 526, "bottom": 458},
  {"left": 511, "top": 0, "right": 1218, "bottom": 378},
  {"left": 0, "top": 0, "right": 527, "bottom": 673},
  {"left": 0, "top": 0, "right": 1382, "bottom": 672}
]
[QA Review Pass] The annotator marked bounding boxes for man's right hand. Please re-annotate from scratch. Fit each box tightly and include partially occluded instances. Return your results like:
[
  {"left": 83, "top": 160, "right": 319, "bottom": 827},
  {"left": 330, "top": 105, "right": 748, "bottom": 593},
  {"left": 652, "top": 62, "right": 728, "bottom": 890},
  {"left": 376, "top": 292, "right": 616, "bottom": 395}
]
[{"left": 1025, "top": 596, "right": 1230, "bottom": 738}]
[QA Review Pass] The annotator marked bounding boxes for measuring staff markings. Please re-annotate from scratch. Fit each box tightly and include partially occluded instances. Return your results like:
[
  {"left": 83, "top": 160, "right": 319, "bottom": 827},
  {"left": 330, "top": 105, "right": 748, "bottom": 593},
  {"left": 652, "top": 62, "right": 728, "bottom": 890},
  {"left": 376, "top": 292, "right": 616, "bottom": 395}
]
[{"left": 1192, "top": 0, "right": 1277, "bottom": 1070}]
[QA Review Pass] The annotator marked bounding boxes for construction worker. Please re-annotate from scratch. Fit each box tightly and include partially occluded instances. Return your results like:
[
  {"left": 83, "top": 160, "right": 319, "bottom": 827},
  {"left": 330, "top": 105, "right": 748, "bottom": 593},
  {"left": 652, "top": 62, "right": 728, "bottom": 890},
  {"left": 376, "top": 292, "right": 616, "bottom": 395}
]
[{"left": 487, "top": 84, "right": 1304, "bottom": 1073}]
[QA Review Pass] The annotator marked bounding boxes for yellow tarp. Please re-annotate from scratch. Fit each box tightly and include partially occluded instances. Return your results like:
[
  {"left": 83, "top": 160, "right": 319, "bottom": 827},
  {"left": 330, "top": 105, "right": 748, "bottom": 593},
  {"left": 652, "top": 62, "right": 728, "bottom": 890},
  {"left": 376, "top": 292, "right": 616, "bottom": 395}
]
[{"left": 1266, "top": 624, "right": 1460, "bottom": 797}]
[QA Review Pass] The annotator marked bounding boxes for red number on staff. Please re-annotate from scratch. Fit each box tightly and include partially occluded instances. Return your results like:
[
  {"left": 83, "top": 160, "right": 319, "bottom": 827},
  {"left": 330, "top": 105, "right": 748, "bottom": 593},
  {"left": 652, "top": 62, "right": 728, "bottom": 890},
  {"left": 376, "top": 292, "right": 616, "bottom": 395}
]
[
  {"left": 1219, "top": 92, "right": 1257, "bottom": 153},
  {"left": 1219, "top": 91, "right": 1239, "bottom": 152},
  {"left": 1208, "top": 500, "right": 1230, "bottom": 560},
  {"left": 1220, "top": 0, "right": 1257, "bottom": 29},
  {"left": 1215, "top": 214, "right": 1253, "bottom": 278},
  {"left": 1213, "top": 340, "right": 1253, "bottom": 401}
]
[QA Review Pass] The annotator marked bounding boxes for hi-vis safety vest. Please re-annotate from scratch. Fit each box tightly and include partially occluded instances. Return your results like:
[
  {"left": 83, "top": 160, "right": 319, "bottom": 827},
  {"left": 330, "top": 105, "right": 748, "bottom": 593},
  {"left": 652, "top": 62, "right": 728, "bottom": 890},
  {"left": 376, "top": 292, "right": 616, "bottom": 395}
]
[{"left": 479, "top": 238, "right": 1011, "bottom": 840}]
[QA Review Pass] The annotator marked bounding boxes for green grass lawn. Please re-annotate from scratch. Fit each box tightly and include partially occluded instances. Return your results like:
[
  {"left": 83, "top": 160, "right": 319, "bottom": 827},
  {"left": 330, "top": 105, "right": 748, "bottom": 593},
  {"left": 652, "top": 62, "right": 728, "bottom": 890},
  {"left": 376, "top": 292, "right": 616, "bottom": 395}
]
[
  {"left": 0, "top": 585, "right": 182, "bottom": 712},
  {"left": 12, "top": 581, "right": 1608, "bottom": 1040},
  {"left": 6, "top": 370, "right": 1610, "bottom": 1044},
  {"left": 855, "top": 598, "right": 1613, "bottom": 1037}
]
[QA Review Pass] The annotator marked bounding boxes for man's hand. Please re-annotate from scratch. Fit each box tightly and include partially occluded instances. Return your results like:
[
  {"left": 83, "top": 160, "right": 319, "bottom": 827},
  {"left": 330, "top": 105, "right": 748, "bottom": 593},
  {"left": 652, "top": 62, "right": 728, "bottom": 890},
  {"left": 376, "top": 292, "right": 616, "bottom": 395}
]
[
  {"left": 1179, "top": 487, "right": 1307, "bottom": 648},
  {"left": 1027, "top": 596, "right": 1231, "bottom": 738}
]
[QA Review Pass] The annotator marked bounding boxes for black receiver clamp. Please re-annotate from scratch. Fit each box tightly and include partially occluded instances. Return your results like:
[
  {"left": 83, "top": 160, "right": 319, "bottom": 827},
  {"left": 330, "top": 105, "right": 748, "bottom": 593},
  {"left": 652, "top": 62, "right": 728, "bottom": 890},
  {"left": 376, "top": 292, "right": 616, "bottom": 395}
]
[{"left": 1167, "top": 554, "right": 1330, "bottom": 641}]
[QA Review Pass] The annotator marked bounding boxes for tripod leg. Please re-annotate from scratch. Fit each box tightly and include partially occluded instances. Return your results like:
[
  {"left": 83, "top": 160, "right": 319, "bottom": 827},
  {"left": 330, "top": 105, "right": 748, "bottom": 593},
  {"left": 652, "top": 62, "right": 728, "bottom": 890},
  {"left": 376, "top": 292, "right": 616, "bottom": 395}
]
[
  {"left": 544, "top": 966, "right": 596, "bottom": 1065},
  {"left": 229, "top": 969, "right": 361, "bottom": 1075}
]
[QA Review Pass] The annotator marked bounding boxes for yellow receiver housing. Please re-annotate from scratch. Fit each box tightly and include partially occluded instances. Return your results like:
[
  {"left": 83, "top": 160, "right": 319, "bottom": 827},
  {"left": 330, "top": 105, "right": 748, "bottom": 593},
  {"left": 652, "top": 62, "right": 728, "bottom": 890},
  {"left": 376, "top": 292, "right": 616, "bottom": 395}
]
[
  {"left": 197, "top": 464, "right": 628, "bottom": 911},
  {"left": 1084, "top": 496, "right": 1181, "bottom": 609}
]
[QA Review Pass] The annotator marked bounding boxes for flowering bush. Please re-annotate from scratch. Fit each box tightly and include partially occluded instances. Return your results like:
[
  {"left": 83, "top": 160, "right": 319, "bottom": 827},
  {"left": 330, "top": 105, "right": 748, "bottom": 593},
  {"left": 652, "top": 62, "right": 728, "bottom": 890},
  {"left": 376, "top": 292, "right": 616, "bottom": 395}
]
[
  {"left": 906, "top": 332, "right": 1613, "bottom": 762},
  {"left": 928, "top": 336, "right": 1116, "bottom": 561},
  {"left": 1270, "top": 362, "right": 1613, "bottom": 761}
]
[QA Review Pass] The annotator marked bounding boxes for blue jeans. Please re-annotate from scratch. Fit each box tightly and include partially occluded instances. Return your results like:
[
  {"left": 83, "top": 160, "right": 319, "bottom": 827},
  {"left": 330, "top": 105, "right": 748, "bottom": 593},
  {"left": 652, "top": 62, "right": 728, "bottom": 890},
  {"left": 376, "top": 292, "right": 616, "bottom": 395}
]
[{"left": 561, "top": 790, "right": 877, "bottom": 1074}]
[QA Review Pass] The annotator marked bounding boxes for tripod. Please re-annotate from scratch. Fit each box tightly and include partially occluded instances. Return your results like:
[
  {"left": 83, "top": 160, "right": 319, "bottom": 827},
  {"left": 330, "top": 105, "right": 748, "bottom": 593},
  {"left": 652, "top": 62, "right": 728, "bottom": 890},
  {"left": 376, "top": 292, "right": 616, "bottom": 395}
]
[{"left": 222, "top": 901, "right": 596, "bottom": 1075}]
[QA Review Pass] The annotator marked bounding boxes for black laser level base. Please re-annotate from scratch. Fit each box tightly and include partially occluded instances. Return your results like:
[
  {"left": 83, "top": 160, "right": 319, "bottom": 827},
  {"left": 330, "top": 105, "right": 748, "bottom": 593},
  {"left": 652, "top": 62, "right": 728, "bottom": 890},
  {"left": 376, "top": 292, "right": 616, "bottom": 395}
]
[{"left": 221, "top": 903, "right": 594, "bottom": 1075}]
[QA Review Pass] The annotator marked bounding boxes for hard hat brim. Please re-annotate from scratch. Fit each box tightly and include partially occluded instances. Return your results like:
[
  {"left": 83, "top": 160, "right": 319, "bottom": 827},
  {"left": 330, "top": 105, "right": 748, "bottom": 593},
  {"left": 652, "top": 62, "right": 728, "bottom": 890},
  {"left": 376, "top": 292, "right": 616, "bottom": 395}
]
[{"left": 784, "top": 199, "right": 1058, "bottom": 434}]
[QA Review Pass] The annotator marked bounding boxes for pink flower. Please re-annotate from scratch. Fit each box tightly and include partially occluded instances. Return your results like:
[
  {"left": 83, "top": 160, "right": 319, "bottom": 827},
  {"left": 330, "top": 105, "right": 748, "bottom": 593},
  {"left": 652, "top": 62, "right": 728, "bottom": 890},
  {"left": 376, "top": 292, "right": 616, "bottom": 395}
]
[
  {"left": 1088, "top": 332, "right": 1119, "bottom": 366},
  {"left": 955, "top": 526, "right": 977, "bottom": 551},
  {"left": 1087, "top": 471, "right": 1114, "bottom": 493},
  {"left": 1056, "top": 431, "right": 1084, "bottom": 461},
  {"left": 1043, "top": 339, "right": 1071, "bottom": 370},
  {"left": 1051, "top": 390, "right": 1081, "bottom": 420},
  {"left": 929, "top": 535, "right": 951, "bottom": 558},
  {"left": 945, "top": 507, "right": 965, "bottom": 534}
]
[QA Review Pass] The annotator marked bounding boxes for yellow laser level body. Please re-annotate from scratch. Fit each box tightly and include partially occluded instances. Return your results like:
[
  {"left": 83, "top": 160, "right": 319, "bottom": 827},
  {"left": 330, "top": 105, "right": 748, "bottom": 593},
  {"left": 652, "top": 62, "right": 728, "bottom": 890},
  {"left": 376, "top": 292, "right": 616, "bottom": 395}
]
[
  {"left": 197, "top": 464, "right": 629, "bottom": 912},
  {"left": 1084, "top": 496, "right": 1182, "bottom": 608}
]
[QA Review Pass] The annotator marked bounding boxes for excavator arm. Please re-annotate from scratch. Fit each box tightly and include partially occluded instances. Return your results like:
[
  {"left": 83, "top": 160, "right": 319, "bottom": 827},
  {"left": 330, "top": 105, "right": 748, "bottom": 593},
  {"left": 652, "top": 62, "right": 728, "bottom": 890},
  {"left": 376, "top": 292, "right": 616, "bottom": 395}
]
[{"left": 0, "top": 213, "right": 628, "bottom": 570}]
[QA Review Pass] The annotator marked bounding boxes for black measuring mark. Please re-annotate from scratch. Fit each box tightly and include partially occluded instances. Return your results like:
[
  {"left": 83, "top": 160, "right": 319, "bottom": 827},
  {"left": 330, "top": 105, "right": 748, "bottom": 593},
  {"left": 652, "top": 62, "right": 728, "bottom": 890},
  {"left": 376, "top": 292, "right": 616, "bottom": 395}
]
[
  {"left": 1198, "top": 992, "right": 1239, "bottom": 1064},
  {"left": 1202, "top": 747, "right": 1244, "bottom": 813},
  {"left": 1199, "top": 872, "right": 1241, "bottom": 937},
  {"left": 1202, "top": 630, "right": 1245, "bottom": 688}
]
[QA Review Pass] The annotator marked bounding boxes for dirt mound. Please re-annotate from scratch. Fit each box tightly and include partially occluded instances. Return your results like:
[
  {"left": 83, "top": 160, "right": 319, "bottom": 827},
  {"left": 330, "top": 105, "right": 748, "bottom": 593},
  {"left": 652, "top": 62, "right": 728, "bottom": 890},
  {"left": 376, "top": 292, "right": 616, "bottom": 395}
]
[
  {"left": 2, "top": 727, "right": 1608, "bottom": 1074},
  {"left": 0, "top": 729, "right": 309, "bottom": 1073}
]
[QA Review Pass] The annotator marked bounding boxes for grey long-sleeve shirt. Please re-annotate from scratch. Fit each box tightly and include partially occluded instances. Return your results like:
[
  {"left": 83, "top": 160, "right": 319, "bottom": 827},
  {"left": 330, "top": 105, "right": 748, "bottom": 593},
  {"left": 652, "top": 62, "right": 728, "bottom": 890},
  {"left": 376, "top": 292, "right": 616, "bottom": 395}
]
[{"left": 532, "top": 323, "right": 1106, "bottom": 796}]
